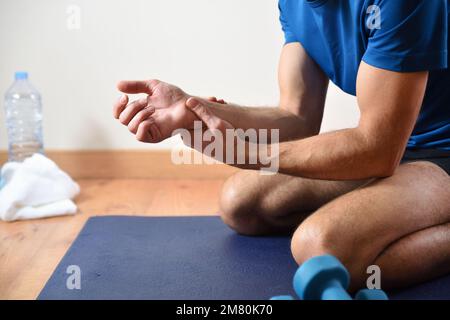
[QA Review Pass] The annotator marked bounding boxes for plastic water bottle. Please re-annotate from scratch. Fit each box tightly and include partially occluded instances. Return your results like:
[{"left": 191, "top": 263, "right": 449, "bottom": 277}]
[{"left": 4, "top": 72, "right": 44, "bottom": 162}]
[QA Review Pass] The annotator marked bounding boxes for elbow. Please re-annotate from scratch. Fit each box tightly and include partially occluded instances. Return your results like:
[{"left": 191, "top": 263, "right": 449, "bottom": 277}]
[
  {"left": 376, "top": 160, "right": 398, "bottom": 178},
  {"left": 371, "top": 148, "right": 403, "bottom": 178},
  {"left": 356, "top": 128, "right": 403, "bottom": 178}
]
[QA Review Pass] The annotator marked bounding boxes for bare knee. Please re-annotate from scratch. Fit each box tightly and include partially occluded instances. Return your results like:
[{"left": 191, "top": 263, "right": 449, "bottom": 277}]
[
  {"left": 219, "top": 171, "right": 267, "bottom": 236},
  {"left": 291, "top": 216, "right": 335, "bottom": 265},
  {"left": 290, "top": 214, "right": 374, "bottom": 290},
  {"left": 291, "top": 215, "right": 363, "bottom": 268}
]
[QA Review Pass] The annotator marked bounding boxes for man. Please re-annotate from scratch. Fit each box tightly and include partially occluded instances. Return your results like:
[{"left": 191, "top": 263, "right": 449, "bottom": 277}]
[{"left": 113, "top": 0, "right": 450, "bottom": 291}]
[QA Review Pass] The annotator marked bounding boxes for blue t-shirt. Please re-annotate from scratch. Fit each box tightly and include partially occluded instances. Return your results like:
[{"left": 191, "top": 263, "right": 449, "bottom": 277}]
[{"left": 279, "top": 0, "right": 450, "bottom": 150}]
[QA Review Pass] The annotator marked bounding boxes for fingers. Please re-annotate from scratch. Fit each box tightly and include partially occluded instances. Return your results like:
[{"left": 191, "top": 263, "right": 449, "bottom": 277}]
[
  {"left": 186, "top": 97, "right": 221, "bottom": 129},
  {"left": 117, "top": 79, "right": 160, "bottom": 94},
  {"left": 118, "top": 97, "right": 148, "bottom": 125},
  {"left": 114, "top": 79, "right": 165, "bottom": 143},
  {"left": 128, "top": 106, "right": 156, "bottom": 134},
  {"left": 207, "top": 96, "right": 226, "bottom": 104},
  {"left": 113, "top": 94, "right": 129, "bottom": 119},
  {"left": 136, "top": 119, "right": 162, "bottom": 143},
  {"left": 115, "top": 95, "right": 160, "bottom": 143}
]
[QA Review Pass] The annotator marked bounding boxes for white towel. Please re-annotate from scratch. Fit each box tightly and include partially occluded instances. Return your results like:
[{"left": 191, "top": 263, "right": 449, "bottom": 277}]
[{"left": 0, "top": 153, "right": 80, "bottom": 221}]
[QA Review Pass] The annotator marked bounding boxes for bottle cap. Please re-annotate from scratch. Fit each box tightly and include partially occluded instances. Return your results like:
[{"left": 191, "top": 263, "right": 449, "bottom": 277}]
[{"left": 15, "top": 71, "right": 28, "bottom": 80}]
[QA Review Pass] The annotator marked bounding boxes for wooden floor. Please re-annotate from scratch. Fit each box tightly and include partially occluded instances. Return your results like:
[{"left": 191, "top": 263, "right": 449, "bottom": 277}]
[{"left": 0, "top": 178, "right": 225, "bottom": 299}]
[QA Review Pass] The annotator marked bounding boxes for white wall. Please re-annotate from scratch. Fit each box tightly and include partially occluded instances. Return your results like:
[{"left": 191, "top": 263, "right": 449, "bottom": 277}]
[{"left": 0, "top": 0, "right": 359, "bottom": 150}]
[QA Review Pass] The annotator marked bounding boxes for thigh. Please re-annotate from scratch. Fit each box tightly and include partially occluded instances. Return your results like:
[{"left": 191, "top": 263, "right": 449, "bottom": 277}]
[
  {"left": 222, "top": 169, "right": 370, "bottom": 218},
  {"left": 296, "top": 161, "right": 450, "bottom": 267},
  {"left": 375, "top": 222, "right": 450, "bottom": 289}
]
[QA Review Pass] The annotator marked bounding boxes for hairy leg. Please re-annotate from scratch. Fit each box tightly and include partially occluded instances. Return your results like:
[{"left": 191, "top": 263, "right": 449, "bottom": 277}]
[
  {"left": 290, "top": 161, "right": 450, "bottom": 291},
  {"left": 374, "top": 222, "right": 450, "bottom": 289},
  {"left": 219, "top": 170, "right": 370, "bottom": 235}
]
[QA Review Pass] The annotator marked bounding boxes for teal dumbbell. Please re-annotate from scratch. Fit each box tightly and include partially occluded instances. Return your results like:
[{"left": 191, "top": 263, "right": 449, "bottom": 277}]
[
  {"left": 270, "top": 295, "right": 295, "bottom": 300},
  {"left": 354, "top": 288, "right": 388, "bottom": 300},
  {"left": 270, "top": 254, "right": 388, "bottom": 300},
  {"left": 294, "top": 255, "right": 352, "bottom": 300}
]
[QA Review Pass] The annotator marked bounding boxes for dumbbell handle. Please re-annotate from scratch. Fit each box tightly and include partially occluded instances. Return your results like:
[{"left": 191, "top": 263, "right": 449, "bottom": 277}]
[{"left": 321, "top": 279, "right": 352, "bottom": 300}]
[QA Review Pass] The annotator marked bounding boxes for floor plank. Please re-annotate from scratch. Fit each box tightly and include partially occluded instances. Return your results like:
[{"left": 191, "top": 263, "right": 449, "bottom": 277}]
[{"left": 0, "top": 178, "right": 225, "bottom": 299}]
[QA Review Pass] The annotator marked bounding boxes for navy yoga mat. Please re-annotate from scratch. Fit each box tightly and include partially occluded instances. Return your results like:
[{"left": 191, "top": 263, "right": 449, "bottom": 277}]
[{"left": 38, "top": 216, "right": 450, "bottom": 300}]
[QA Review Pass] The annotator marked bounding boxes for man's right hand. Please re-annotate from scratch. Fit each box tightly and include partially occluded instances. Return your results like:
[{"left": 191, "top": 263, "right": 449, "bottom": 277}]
[
  {"left": 113, "top": 79, "right": 226, "bottom": 143},
  {"left": 113, "top": 79, "right": 197, "bottom": 143}
]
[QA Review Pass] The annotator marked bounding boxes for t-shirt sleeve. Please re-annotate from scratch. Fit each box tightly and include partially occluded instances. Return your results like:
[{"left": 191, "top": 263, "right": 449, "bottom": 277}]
[
  {"left": 279, "top": 0, "right": 298, "bottom": 44},
  {"left": 362, "top": 0, "right": 448, "bottom": 72}
]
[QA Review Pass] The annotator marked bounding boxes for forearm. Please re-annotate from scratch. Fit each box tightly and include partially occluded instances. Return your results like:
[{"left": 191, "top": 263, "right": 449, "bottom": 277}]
[
  {"left": 279, "top": 128, "right": 398, "bottom": 180},
  {"left": 236, "top": 128, "right": 398, "bottom": 180},
  {"left": 204, "top": 101, "right": 317, "bottom": 141}
]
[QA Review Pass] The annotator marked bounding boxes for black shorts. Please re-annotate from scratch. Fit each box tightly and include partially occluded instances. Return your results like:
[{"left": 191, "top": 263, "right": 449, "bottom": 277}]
[{"left": 401, "top": 149, "right": 450, "bottom": 175}]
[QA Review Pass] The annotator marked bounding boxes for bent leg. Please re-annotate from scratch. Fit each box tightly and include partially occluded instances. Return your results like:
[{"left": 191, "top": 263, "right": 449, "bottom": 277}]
[
  {"left": 219, "top": 170, "right": 369, "bottom": 235},
  {"left": 291, "top": 161, "right": 450, "bottom": 290},
  {"left": 374, "top": 222, "right": 450, "bottom": 289}
]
